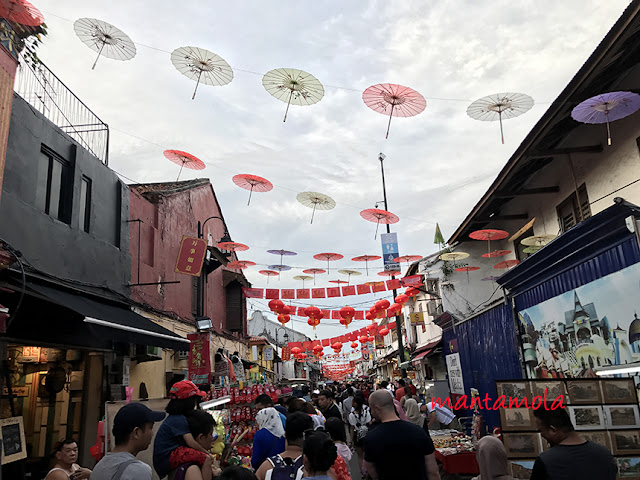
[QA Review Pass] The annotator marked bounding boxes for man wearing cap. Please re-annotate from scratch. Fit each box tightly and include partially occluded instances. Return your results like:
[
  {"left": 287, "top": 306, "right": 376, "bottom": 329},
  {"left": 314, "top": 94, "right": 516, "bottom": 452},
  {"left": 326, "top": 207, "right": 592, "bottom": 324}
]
[{"left": 90, "top": 402, "right": 165, "bottom": 480}]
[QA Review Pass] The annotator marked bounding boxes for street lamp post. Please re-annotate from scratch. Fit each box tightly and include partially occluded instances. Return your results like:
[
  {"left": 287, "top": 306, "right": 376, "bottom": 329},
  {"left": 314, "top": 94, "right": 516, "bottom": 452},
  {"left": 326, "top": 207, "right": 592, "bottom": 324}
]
[
  {"left": 275, "top": 328, "right": 289, "bottom": 380},
  {"left": 378, "top": 152, "right": 407, "bottom": 378},
  {"left": 196, "top": 216, "right": 232, "bottom": 320}
]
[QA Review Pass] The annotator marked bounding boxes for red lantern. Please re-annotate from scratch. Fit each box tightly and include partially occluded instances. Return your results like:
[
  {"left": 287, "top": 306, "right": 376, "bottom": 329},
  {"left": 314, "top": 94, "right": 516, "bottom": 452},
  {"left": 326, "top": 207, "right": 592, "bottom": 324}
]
[
  {"left": 307, "top": 317, "right": 320, "bottom": 329},
  {"left": 277, "top": 314, "right": 290, "bottom": 326},
  {"left": 317, "top": 351, "right": 324, "bottom": 357},
  {"left": 405, "top": 287, "right": 419, "bottom": 297},
  {"left": 395, "top": 294, "right": 409, "bottom": 305},
  {"left": 350, "top": 342, "right": 358, "bottom": 348},
  {"left": 291, "top": 347, "right": 302, "bottom": 355},
  {"left": 366, "top": 323, "right": 378, "bottom": 333},
  {"left": 359, "top": 336, "right": 368, "bottom": 344},
  {"left": 375, "top": 299, "right": 390, "bottom": 311},
  {"left": 388, "top": 303, "right": 402, "bottom": 315},
  {"left": 365, "top": 312, "right": 374, "bottom": 321},
  {"left": 379, "top": 327, "right": 389, "bottom": 336},
  {"left": 269, "top": 299, "right": 285, "bottom": 313},
  {"left": 313, "top": 344, "right": 323, "bottom": 353},
  {"left": 305, "top": 305, "right": 321, "bottom": 318},
  {"left": 367, "top": 335, "right": 375, "bottom": 343},
  {"left": 339, "top": 306, "right": 355, "bottom": 328}
]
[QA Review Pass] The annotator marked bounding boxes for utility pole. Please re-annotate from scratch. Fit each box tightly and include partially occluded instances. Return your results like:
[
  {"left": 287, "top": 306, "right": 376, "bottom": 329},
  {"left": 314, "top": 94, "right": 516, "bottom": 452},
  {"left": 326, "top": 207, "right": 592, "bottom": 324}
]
[{"left": 379, "top": 152, "right": 407, "bottom": 378}]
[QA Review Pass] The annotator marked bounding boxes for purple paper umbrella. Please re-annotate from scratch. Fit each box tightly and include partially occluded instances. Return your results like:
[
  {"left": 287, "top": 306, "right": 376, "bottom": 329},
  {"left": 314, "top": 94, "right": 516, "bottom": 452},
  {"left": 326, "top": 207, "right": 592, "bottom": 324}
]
[
  {"left": 267, "top": 249, "right": 297, "bottom": 265},
  {"left": 482, "top": 276, "right": 501, "bottom": 282},
  {"left": 571, "top": 91, "right": 640, "bottom": 145}
]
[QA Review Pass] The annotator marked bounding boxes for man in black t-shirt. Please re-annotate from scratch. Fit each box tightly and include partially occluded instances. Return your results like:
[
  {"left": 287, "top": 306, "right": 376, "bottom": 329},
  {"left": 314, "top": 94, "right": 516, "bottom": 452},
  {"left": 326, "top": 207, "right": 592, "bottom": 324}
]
[
  {"left": 363, "top": 390, "right": 440, "bottom": 480},
  {"left": 317, "top": 390, "right": 343, "bottom": 422},
  {"left": 531, "top": 406, "right": 617, "bottom": 480}
]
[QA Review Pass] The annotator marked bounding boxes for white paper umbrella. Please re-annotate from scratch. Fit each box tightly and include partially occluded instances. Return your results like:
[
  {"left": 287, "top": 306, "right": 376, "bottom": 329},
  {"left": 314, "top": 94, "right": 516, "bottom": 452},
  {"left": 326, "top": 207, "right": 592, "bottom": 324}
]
[
  {"left": 171, "top": 46, "right": 234, "bottom": 99},
  {"left": 262, "top": 68, "right": 324, "bottom": 122},
  {"left": 74, "top": 18, "right": 137, "bottom": 70},
  {"left": 467, "top": 92, "right": 534, "bottom": 144},
  {"left": 296, "top": 192, "right": 336, "bottom": 224}
]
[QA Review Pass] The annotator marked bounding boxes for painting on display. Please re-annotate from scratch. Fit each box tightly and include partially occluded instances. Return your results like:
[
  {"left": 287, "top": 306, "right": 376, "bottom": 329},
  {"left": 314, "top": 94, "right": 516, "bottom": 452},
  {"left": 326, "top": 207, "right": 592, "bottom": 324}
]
[{"left": 517, "top": 263, "right": 640, "bottom": 379}]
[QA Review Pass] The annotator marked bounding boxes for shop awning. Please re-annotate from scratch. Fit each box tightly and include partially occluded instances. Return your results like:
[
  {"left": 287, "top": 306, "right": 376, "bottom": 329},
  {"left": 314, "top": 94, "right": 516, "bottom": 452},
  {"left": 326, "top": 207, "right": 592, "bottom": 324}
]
[
  {"left": 6, "top": 281, "right": 189, "bottom": 351},
  {"left": 411, "top": 339, "right": 442, "bottom": 365}
]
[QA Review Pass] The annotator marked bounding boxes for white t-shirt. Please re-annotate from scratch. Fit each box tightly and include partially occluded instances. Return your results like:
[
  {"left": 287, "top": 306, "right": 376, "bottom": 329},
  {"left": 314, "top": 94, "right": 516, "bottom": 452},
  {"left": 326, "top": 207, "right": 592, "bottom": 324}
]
[
  {"left": 90, "top": 452, "right": 152, "bottom": 480},
  {"left": 426, "top": 401, "right": 456, "bottom": 425}
]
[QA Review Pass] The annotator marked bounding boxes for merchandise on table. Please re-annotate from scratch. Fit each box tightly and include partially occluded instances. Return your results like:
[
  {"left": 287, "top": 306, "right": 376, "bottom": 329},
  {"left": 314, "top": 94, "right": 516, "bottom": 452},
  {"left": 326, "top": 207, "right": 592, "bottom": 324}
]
[{"left": 433, "top": 432, "right": 475, "bottom": 455}]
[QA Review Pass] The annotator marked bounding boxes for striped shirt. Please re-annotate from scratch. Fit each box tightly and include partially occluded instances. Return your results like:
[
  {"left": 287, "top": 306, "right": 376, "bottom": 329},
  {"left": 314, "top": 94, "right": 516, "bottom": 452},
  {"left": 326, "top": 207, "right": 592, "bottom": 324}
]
[{"left": 426, "top": 401, "right": 456, "bottom": 425}]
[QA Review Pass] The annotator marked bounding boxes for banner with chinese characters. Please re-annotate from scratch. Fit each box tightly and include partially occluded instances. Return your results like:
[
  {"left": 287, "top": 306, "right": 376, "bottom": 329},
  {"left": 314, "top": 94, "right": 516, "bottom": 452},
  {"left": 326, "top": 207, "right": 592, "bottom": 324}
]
[
  {"left": 187, "top": 332, "right": 212, "bottom": 385},
  {"left": 281, "top": 347, "right": 291, "bottom": 361},
  {"left": 175, "top": 236, "right": 208, "bottom": 276}
]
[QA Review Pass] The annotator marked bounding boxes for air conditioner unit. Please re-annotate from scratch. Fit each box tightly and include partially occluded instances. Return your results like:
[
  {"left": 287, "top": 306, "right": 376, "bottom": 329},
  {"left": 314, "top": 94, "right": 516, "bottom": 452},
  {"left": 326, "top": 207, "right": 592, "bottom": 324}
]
[
  {"left": 427, "top": 301, "right": 443, "bottom": 316},
  {"left": 177, "top": 350, "right": 189, "bottom": 360},
  {"left": 135, "top": 345, "right": 163, "bottom": 363}
]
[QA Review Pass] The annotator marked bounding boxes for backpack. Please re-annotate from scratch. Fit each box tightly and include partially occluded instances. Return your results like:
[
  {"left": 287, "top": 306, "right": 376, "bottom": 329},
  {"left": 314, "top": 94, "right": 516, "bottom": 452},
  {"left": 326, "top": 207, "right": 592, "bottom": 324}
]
[{"left": 266, "top": 454, "right": 304, "bottom": 480}]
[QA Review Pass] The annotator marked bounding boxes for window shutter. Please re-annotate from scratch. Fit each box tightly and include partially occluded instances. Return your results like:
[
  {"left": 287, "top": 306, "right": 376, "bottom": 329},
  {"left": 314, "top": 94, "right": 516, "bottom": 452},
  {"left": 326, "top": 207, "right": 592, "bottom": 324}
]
[{"left": 226, "top": 282, "right": 243, "bottom": 332}]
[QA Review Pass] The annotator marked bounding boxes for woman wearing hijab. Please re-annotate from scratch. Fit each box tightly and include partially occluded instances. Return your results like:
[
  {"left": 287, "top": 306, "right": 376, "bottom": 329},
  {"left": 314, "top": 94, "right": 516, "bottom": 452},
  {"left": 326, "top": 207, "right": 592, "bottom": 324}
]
[
  {"left": 404, "top": 398, "right": 430, "bottom": 433},
  {"left": 472, "top": 436, "right": 514, "bottom": 480},
  {"left": 252, "top": 407, "right": 286, "bottom": 470}
]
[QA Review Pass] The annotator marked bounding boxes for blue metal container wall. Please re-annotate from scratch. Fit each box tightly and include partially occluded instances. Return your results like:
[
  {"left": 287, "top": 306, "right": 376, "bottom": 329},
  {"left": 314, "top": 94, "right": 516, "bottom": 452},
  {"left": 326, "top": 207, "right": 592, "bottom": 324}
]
[
  {"left": 442, "top": 303, "right": 523, "bottom": 431},
  {"left": 515, "top": 236, "right": 640, "bottom": 311}
]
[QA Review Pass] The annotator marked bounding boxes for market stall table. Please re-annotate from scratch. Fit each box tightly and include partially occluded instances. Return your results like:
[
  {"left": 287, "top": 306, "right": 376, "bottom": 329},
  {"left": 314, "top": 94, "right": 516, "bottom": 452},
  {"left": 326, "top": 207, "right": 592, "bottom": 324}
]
[
  {"left": 434, "top": 450, "right": 479, "bottom": 475},
  {"left": 431, "top": 431, "right": 479, "bottom": 475}
]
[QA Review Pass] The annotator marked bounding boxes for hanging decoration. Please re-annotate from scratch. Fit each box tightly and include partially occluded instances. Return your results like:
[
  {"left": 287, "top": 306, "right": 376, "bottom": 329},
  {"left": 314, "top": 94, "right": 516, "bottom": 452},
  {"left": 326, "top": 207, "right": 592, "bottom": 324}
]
[
  {"left": 302, "top": 268, "right": 326, "bottom": 285},
  {"left": 338, "top": 269, "right": 361, "bottom": 285},
  {"left": 171, "top": 46, "right": 233, "bottom": 99},
  {"left": 439, "top": 252, "right": 469, "bottom": 261},
  {"left": 296, "top": 192, "right": 336, "bottom": 224},
  {"left": 571, "top": 91, "right": 640, "bottom": 145},
  {"left": 163, "top": 150, "right": 206, "bottom": 181},
  {"left": 259, "top": 270, "right": 279, "bottom": 283},
  {"left": 362, "top": 83, "right": 427, "bottom": 139},
  {"left": 293, "top": 275, "right": 314, "bottom": 289},
  {"left": 262, "top": 68, "right": 325, "bottom": 122},
  {"left": 360, "top": 208, "right": 399, "bottom": 239},
  {"left": 469, "top": 229, "right": 509, "bottom": 259},
  {"left": 313, "top": 252, "right": 344, "bottom": 273},
  {"left": 521, "top": 234, "right": 557, "bottom": 248},
  {"left": 267, "top": 249, "right": 297, "bottom": 265},
  {"left": 352, "top": 255, "right": 382, "bottom": 275},
  {"left": 339, "top": 306, "right": 355, "bottom": 328},
  {"left": 232, "top": 174, "right": 273, "bottom": 206},
  {"left": 0, "top": 0, "right": 44, "bottom": 26},
  {"left": 494, "top": 260, "right": 520, "bottom": 269},
  {"left": 217, "top": 241, "right": 249, "bottom": 252},
  {"left": 378, "top": 270, "right": 400, "bottom": 277},
  {"left": 74, "top": 18, "right": 137, "bottom": 70},
  {"left": 466, "top": 93, "right": 534, "bottom": 144},
  {"left": 481, "top": 250, "right": 511, "bottom": 258}
]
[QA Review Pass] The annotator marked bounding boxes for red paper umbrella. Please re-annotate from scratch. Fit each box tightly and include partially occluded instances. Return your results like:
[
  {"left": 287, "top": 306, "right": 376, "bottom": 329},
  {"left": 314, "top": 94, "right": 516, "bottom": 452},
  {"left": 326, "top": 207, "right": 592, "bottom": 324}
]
[
  {"left": 469, "top": 229, "right": 509, "bottom": 241},
  {"left": 226, "top": 262, "right": 247, "bottom": 270},
  {"left": 362, "top": 83, "right": 426, "bottom": 139},
  {"left": 164, "top": 150, "right": 206, "bottom": 181},
  {"left": 302, "top": 268, "right": 326, "bottom": 285},
  {"left": 481, "top": 250, "right": 511, "bottom": 258},
  {"left": 360, "top": 209, "right": 399, "bottom": 239},
  {"left": 217, "top": 242, "right": 249, "bottom": 252},
  {"left": 456, "top": 266, "right": 480, "bottom": 272},
  {"left": 259, "top": 269, "right": 279, "bottom": 284},
  {"left": 313, "top": 252, "right": 344, "bottom": 273},
  {"left": 352, "top": 254, "right": 382, "bottom": 275},
  {"left": 0, "top": 0, "right": 43, "bottom": 26},
  {"left": 494, "top": 260, "right": 520, "bottom": 269},
  {"left": 232, "top": 174, "right": 273, "bottom": 206},
  {"left": 329, "top": 279, "right": 349, "bottom": 284},
  {"left": 393, "top": 255, "right": 422, "bottom": 265},
  {"left": 233, "top": 260, "right": 256, "bottom": 268},
  {"left": 378, "top": 270, "right": 400, "bottom": 277}
]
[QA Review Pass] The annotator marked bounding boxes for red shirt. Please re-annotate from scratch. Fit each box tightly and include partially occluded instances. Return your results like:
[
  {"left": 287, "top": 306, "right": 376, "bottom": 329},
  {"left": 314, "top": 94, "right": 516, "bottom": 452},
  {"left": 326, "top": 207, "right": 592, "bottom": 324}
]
[
  {"left": 409, "top": 384, "right": 417, "bottom": 396},
  {"left": 395, "top": 387, "right": 405, "bottom": 401}
]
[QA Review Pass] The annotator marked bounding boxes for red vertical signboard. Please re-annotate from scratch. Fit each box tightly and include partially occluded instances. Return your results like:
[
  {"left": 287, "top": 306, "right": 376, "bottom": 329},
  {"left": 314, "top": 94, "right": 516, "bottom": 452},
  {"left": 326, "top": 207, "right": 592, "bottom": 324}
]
[
  {"left": 175, "top": 236, "right": 208, "bottom": 276},
  {"left": 187, "top": 332, "right": 211, "bottom": 385}
]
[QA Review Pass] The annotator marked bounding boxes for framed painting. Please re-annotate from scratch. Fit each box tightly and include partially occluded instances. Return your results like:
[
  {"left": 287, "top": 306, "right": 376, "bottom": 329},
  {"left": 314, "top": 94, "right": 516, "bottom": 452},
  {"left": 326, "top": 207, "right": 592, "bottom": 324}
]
[
  {"left": 0, "top": 416, "right": 27, "bottom": 465},
  {"left": 500, "top": 407, "right": 535, "bottom": 431},
  {"left": 611, "top": 430, "right": 640, "bottom": 456},
  {"left": 530, "top": 381, "right": 567, "bottom": 405},
  {"left": 566, "top": 380, "right": 602, "bottom": 404},
  {"left": 568, "top": 406, "right": 605, "bottom": 430},
  {"left": 580, "top": 430, "right": 611, "bottom": 451},
  {"left": 617, "top": 457, "right": 640, "bottom": 480},
  {"left": 602, "top": 379, "right": 637, "bottom": 404},
  {"left": 496, "top": 381, "right": 532, "bottom": 402},
  {"left": 503, "top": 433, "right": 541, "bottom": 459},
  {"left": 605, "top": 405, "right": 640, "bottom": 429}
]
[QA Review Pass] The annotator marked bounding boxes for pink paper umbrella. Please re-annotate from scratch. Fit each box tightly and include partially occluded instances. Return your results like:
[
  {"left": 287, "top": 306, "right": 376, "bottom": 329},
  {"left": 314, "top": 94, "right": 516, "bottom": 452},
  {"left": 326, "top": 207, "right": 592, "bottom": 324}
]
[
  {"left": 313, "top": 252, "right": 344, "bottom": 273},
  {"left": 352, "top": 254, "right": 382, "bottom": 275},
  {"left": 494, "top": 260, "right": 520, "bottom": 270},
  {"left": 362, "top": 83, "right": 426, "bottom": 139},
  {"left": 378, "top": 270, "right": 400, "bottom": 277},
  {"left": 233, "top": 260, "right": 256, "bottom": 268},
  {"left": 164, "top": 150, "right": 205, "bottom": 181},
  {"left": 470, "top": 229, "right": 509, "bottom": 258},
  {"left": 217, "top": 242, "right": 249, "bottom": 252},
  {"left": 456, "top": 266, "right": 480, "bottom": 282},
  {"left": 393, "top": 255, "right": 422, "bottom": 266},
  {"left": 226, "top": 261, "right": 248, "bottom": 270},
  {"left": 481, "top": 250, "right": 511, "bottom": 258},
  {"left": 0, "top": 0, "right": 44, "bottom": 26},
  {"left": 303, "top": 268, "right": 326, "bottom": 285},
  {"left": 360, "top": 209, "right": 399, "bottom": 239},
  {"left": 232, "top": 174, "right": 273, "bottom": 206},
  {"left": 259, "top": 269, "right": 279, "bottom": 284}
]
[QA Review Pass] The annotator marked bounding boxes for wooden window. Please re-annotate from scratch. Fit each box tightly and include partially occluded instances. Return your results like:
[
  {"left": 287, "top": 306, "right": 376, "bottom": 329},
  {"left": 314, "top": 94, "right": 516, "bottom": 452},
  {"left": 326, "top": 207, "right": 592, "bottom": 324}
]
[
  {"left": 37, "top": 146, "right": 72, "bottom": 224},
  {"left": 226, "top": 282, "right": 244, "bottom": 332},
  {"left": 556, "top": 184, "right": 591, "bottom": 233}
]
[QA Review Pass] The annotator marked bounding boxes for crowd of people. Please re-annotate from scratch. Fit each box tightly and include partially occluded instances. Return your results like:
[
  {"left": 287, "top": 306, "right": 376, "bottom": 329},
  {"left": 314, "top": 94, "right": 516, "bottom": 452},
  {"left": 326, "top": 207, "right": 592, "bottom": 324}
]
[{"left": 44, "top": 378, "right": 620, "bottom": 480}]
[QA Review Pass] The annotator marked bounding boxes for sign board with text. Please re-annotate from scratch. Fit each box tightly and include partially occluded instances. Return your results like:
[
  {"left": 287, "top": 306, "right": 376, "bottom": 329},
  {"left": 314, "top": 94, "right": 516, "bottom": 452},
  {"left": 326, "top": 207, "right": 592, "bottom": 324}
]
[
  {"left": 263, "top": 346, "right": 274, "bottom": 361},
  {"left": 175, "top": 236, "right": 208, "bottom": 276},
  {"left": 445, "top": 353, "right": 465, "bottom": 395},
  {"left": 410, "top": 312, "right": 425, "bottom": 326},
  {"left": 381, "top": 232, "right": 399, "bottom": 271},
  {"left": 187, "top": 332, "right": 211, "bottom": 385}
]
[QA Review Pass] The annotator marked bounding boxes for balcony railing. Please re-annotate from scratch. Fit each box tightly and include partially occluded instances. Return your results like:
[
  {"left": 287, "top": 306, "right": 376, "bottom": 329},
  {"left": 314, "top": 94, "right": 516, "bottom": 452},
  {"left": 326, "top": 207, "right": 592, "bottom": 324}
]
[{"left": 13, "top": 60, "right": 109, "bottom": 165}]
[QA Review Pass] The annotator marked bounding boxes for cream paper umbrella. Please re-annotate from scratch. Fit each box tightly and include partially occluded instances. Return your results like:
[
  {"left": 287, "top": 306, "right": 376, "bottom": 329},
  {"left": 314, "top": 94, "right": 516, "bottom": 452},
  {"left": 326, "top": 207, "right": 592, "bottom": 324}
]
[
  {"left": 74, "top": 18, "right": 137, "bottom": 70},
  {"left": 297, "top": 192, "right": 336, "bottom": 224},
  {"left": 439, "top": 252, "right": 470, "bottom": 262},
  {"left": 521, "top": 234, "right": 557, "bottom": 248},
  {"left": 262, "top": 68, "right": 324, "bottom": 122},
  {"left": 338, "top": 269, "right": 362, "bottom": 285},
  {"left": 171, "top": 46, "right": 233, "bottom": 99}
]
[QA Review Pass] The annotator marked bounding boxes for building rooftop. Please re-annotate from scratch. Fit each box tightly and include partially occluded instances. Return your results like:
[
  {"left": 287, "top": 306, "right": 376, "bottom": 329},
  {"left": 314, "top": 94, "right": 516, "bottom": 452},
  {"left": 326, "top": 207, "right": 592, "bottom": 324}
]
[{"left": 130, "top": 178, "right": 211, "bottom": 197}]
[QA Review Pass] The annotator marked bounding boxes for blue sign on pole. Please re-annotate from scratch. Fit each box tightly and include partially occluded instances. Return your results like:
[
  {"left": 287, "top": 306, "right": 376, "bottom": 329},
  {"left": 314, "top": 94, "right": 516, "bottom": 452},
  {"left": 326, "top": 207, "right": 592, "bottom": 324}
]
[{"left": 381, "top": 232, "right": 399, "bottom": 271}]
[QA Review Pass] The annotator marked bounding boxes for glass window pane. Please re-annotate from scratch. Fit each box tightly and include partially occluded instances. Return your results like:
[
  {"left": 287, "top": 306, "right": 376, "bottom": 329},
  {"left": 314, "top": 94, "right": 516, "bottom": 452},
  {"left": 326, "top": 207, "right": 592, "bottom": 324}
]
[
  {"left": 35, "top": 154, "right": 50, "bottom": 212},
  {"left": 49, "top": 159, "right": 62, "bottom": 220},
  {"left": 79, "top": 178, "right": 87, "bottom": 231}
]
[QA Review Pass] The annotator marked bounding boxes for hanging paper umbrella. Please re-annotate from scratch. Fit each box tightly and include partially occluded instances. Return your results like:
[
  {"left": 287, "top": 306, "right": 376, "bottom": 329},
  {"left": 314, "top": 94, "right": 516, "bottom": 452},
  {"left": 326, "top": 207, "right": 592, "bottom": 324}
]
[
  {"left": 74, "top": 18, "right": 137, "bottom": 70},
  {"left": 262, "top": 68, "right": 324, "bottom": 122},
  {"left": 268, "top": 265, "right": 291, "bottom": 275},
  {"left": 338, "top": 269, "right": 361, "bottom": 285},
  {"left": 393, "top": 255, "right": 422, "bottom": 273},
  {"left": 482, "top": 250, "right": 511, "bottom": 258},
  {"left": 467, "top": 93, "right": 534, "bottom": 144},
  {"left": 352, "top": 255, "right": 382, "bottom": 275},
  {"left": 217, "top": 241, "right": 249, "bottom": 252},
  {"left": 259, "top": 270, "right": 279, "bottom": 283},
  {"left": 163, "top": 150, "right": 206, "bottom": 181},
  {"left": 296, "top": 192, "right": 336, "bottom": 224},
  {"left": 482, "top": 276, "right": 501, "bottom": 282},
  {"left": 571, "top": 92, "right": 640, "bottom": 145},
  {"left": 521, "top": 234, "right": 556, "bottom": 248},
  {"left": 0, "top": 0, "right": 43, "bottom": 26},
  {"left": 456, "top": 266, "right": 480, "bottom": 282},
  {"left": 232, "top": 260, "right": 256, "bottom": 268},
  {"left": 494, "top": 260, "right": 520, "bottom": 269},
  {"left": 171, "top": 46, "right": 233, "bottom": 99},
  {"left": 232, "top": 174, "right": 273, "bottom": 206},
  {"left": 329, "top": 279, "right": 349, "bottom": 285},
  {"left": 362, "top": 83, "right": 426, "bottom": 139},
  {"left": 439, "top": 252, "right": 469, "bottom": 261},
  {"left": 365, "top": 281, "right": 385, "bottom": 288},
  {"left": 470, "top": 229, "right": 509, "bottom": 258},
  {"left": 313, "top": 253, "right": 344, "bottom": 273},
  {"left": 378, "top": 270, "right": 400, "bottom": 277},
  {"left": 293, "top": 274, "right": 314, "bottom": 289},
  {"left": 523, "top": 246, "right": 542, "bottom": 254},
  {"left": 226, "top": 261, "right": 247, "bottom": 270},
  {"left": 267, "top": 249, "right": 297, "bottom": 266},
  {"left": 302, "top": 268, "right": 326, "bottom": 285},
  {"left": 360, "top": 209, "right": 399, "bottom": 239}
]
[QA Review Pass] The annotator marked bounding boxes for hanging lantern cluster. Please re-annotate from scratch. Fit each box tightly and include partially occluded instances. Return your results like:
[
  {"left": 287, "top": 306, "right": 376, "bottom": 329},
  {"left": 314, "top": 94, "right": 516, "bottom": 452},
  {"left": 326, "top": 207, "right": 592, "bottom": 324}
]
[
  {"left": 331, "top": 342, "right": 343, "bottom": 354},
  {"left": 350, "top": 341, "right": 358, "bottom": 348},
  {"left": 339, "top": 306, "right": 355, "bottom": 328},
  {"left": 269, "top": 299, "right": 294, "bottom": 326},
  {"left": 405, "top": 287, "right": 419, "bottom": 298},
  {"left": 304, "top": 306, "right": 323, "bottom": 329}
]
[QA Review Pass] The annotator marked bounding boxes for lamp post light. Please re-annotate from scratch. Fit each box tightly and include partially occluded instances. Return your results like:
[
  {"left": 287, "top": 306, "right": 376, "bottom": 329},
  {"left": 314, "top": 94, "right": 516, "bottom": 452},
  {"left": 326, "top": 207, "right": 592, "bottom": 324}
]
[{"left": 378, "top": 152, "right": 407, "bottom": 378}]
